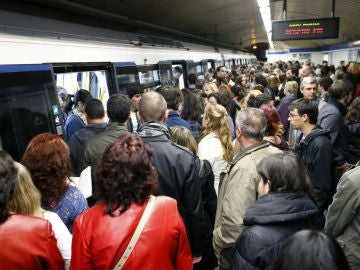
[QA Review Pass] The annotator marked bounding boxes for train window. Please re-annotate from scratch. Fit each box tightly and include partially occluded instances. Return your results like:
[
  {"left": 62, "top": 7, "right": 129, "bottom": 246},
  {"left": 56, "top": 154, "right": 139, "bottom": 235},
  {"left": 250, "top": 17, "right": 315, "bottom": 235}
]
[
  {"left": 215, "top": 60, "right": 223, "bottom": 68},
  {"left": 114, "top": 64, "right": 140, "bottom": 96},
  {"left": 158, "top": 62, "right": 173, "bottom": 85},
  {"left": 0, "top": 64, "right": 61, "bottom": 161},
  {"left": 172, "top": 65, "right": 185, "bottom": 89},
  {"left": 160, "top": 69, "right": 171, "bottom": 83},
  {"left": 323, "top": 54, "right": 329, "bottom": 62},
  {"left": 186, "top": 62, "right": 196, "bottom": 75},
  {"left": 225, "top": 60, "right": 232, "bottom": 70},
  {"left": 195, "top": 64, "right": 204, "bottom": 80},
  {"left": 137, "top": 65, "right": 160, "bottom": 90},
  {"left": 56, "top": 70, "right": 110, "bottom": 108},
  {"left": 153, "top": 70, "right": 159, "bottom": 81},
  {"left": 117, "top": 74, "right": 137, "bottom": 84},
  {"left": 138, "top": 70, "right": 158, "bottom": 84},
  {"left": 201, "top": 61, "right": 207, "bottom": 75}
]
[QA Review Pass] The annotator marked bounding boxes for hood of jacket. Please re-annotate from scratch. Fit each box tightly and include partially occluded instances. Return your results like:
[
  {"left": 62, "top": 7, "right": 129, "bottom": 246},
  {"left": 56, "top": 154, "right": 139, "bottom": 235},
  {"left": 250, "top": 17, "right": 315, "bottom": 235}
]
[
  {"left": 137, "top": 121, "right": 171, "bottom": 138},
  {"left": 300, "top": 126, "right": 331, "bottom": 145},
  {"left": 244, "top": 192, "right": 320, "bottom": 226}
]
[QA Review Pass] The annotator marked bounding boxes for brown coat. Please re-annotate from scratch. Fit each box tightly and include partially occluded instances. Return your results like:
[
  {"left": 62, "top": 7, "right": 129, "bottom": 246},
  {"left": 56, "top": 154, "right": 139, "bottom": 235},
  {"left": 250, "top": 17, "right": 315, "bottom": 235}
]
[{"left": 213, "top": 141, "right": 282, "bottom": 257}]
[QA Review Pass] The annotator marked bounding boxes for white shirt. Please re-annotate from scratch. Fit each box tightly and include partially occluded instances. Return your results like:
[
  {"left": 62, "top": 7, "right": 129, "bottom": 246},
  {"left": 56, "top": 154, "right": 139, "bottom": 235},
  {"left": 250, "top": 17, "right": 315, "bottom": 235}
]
[
  {"left": 130, "top": 111, "right": 139, "bottom": 132},
  {"left": 43, "top": 211, "right": 72, "bottom": 270},
  {"left": 198, "top": 132, "right": 228, "bottom": 195}
]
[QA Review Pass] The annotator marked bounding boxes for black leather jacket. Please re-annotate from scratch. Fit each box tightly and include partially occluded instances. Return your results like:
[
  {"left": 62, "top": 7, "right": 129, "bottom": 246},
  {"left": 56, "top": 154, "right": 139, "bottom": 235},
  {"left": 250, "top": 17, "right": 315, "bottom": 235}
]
[{"left": 137, "top": 122, "right": 208, "bottom": 255}]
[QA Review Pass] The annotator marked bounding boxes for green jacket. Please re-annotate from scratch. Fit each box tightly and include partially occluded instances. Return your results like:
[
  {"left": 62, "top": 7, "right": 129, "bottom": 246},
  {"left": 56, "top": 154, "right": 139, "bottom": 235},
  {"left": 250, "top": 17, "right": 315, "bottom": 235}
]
[
  {"left": 80, "top": 123, "right": 128, "bottom": 172},
  {"left": 213, "top": 141, "right": 282, "bottom": 258},
  {"left": 326, "top": 166, "right": 360, "bottom": 270}
]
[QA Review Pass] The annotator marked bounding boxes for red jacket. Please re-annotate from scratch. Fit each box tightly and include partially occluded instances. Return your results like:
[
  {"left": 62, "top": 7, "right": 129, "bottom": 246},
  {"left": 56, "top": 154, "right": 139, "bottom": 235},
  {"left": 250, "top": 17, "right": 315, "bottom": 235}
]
[
  {"left": 70, "top": 196, "right": 192, "bottom": 270},
  {"left": 0, "top": 213, "right": 64, "bottom": 269}
]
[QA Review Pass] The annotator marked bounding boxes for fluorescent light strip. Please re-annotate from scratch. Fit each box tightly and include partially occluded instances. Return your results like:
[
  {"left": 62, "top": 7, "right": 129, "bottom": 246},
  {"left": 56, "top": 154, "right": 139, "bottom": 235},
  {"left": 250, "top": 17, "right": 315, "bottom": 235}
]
[{"left": 257, "top": 0, "right": 274, "bottom": 48}]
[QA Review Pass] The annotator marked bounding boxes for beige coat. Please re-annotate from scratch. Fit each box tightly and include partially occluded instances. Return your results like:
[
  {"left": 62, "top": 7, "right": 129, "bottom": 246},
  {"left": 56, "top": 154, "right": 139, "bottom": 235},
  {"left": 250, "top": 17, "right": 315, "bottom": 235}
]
[
  {"left": 213, "top": 141, "right": 282, "bottom": 257},
  {"left": 326, "top": 166, "right": 360, "bottom": 270}
]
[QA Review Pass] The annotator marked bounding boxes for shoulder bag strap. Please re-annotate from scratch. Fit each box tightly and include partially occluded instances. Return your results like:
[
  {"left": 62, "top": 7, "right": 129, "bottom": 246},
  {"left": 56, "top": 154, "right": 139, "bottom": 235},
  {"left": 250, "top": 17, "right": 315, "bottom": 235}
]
[{"left": 113, "top": 195, "right": 156, "bottom": 270}]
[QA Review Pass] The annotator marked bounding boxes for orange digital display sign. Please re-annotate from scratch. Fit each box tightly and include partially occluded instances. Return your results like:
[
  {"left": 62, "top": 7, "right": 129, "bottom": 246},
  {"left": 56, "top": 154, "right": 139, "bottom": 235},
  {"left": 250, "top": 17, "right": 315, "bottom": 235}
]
[{"left": 272, "top": 17, "right": 339, "bottom": 41}]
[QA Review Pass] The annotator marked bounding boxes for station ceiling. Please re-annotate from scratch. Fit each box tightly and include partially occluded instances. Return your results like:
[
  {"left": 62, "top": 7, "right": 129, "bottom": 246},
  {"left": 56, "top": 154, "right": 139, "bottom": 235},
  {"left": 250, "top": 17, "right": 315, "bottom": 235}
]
[{"left": 1, "top": 0, "right": 359, "bottom": 51}]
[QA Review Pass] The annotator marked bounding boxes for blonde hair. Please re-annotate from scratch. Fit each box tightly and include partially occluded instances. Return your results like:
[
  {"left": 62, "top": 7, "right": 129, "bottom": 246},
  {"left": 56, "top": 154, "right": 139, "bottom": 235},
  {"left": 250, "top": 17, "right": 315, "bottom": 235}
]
[
  {"left": 170, "top": 126, "right": 198, "bottom": 155},
  {"left": 348, "top": 62, "right": 359, "bottom": 74},
  {"left": 284, "top": 81, "right": 299, "bottom": 95},
  {"left": 202, "top": 82, "right": 219, "bottom": 96},
  {"left": 203, "top": 104, "right": 234, "bottom": 162},
  {"left": 7, "top": 162, "right": 42, "bottom": 216}
]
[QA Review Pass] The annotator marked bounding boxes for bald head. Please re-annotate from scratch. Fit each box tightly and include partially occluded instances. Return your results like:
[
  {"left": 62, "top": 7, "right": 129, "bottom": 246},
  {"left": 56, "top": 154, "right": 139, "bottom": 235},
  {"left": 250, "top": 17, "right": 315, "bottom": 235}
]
[{"left": 139, "top": 91, "right": 167, "bottom": 122}]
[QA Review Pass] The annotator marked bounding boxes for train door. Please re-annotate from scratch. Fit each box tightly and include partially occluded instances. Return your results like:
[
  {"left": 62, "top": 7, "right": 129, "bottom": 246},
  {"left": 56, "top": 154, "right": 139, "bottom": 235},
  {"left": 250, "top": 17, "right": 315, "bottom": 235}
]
[
  {"left": 207, "top": 60, "right": 215, "bottom": 70},
  {"left": 171, "top": 60, "right": 187, "bottom": 89},
  {"left": 194, "top": 61, "right": 206, "bottom": 80},
  {"left": 224, "top": 59, "right": 232, "bottom": 70},
  {"left": 0, "top": 64, "right": 61, "bottom": 161},
  {"left": 137, "top": 64, "right": 161, "bottom": 91},
  {"left": 201, "top": 60, "right": 208, "bottom": 77},
  {"left": 113, "top": 62, "right": 140, "bottom": 96},
  {"left": 184, "top": 60, "right": 197, "bottom": 87},
  {"left": 158, "top": 61, "right": 173, "bottom": 85},
  {"left": 214, "top": 60, "right": 223, "bottom": 69},
  {"left": 53, "top": 63, "right": 116, "bottom": 110}
]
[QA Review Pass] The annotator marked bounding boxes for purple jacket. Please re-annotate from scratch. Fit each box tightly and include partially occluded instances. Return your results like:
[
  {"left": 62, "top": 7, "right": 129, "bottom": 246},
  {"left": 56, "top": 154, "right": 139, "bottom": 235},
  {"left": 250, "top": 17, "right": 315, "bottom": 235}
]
[{"left": 277, "top": 95, "right": 297, "bottom": 140}]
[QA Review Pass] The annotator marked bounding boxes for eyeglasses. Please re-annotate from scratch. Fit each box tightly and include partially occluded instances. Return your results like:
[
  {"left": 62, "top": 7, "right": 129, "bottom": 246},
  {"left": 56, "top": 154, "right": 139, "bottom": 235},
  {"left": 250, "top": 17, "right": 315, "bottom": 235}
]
[{"left": 288, "top": 112, "right": 300, "bottom": 118}]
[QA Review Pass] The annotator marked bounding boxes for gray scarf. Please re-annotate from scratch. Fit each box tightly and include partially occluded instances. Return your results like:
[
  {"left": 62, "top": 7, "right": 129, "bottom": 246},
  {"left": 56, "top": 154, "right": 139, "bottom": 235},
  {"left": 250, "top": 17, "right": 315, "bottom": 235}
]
[{"left": 137, "top": 122, "right": 170, "bottom": 139}]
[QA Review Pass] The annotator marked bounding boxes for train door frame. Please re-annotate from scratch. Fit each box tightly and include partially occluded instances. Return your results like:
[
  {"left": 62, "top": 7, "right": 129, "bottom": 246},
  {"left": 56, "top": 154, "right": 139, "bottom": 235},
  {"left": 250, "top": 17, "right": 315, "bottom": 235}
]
[{"left": 0, "top": 64, "right": 62, "bottom": 160}]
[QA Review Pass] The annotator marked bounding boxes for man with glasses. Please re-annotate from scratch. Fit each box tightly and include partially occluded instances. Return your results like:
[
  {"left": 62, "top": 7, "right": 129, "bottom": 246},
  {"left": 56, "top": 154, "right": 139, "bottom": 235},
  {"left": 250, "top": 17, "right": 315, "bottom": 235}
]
[{"left": 289, "top": 98, "right": 334, "bottom": 214}]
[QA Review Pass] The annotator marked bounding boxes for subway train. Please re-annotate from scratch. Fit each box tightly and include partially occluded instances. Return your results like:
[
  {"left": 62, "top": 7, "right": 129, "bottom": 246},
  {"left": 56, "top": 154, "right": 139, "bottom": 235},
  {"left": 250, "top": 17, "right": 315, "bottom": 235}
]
[{"left": 0, "top": 21, "right": 256, "bottom": 161}]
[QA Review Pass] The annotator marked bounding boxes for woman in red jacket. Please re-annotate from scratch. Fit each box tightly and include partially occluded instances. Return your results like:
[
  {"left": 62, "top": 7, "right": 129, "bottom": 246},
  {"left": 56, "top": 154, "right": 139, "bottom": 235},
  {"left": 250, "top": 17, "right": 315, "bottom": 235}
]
[
  {"left": 70, "top": 133, "right": 192, "bottom": 270},
  {"left": 0, "top": 151, "right": 64, "bottom": 270}
]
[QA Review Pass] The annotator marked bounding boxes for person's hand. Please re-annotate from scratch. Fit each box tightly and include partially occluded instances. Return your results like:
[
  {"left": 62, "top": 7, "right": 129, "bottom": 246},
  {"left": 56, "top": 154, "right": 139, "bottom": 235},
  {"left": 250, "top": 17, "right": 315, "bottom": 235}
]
[
  {"left": 192, "top": 256, "right": 202, "bottom": 264},
  {"left": 336, "top": 162, "right": 349, "bottom": 176}
]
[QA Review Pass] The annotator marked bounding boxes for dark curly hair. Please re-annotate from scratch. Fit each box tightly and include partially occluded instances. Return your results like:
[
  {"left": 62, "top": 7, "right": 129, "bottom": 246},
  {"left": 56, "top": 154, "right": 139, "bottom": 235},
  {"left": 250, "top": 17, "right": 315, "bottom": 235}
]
[
  {"left": 21, "top": 133, "right": 72, "bottom": 209},
  {"left": 0, "top": 151, "right": 17, "bottom": 222},
  {"left": 247, "top": 93, "right": 273, "bottom": 108},
  {"left": 94, "top": 133, "right": 158, "bottom": 215}
]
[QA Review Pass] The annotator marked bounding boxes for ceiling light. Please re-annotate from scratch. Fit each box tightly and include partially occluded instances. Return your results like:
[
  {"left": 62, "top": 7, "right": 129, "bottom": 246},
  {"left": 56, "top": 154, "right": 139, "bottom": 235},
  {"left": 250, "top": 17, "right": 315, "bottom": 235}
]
[{"left": 257, "top": 0, "right": 274, "bottom": 49}]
